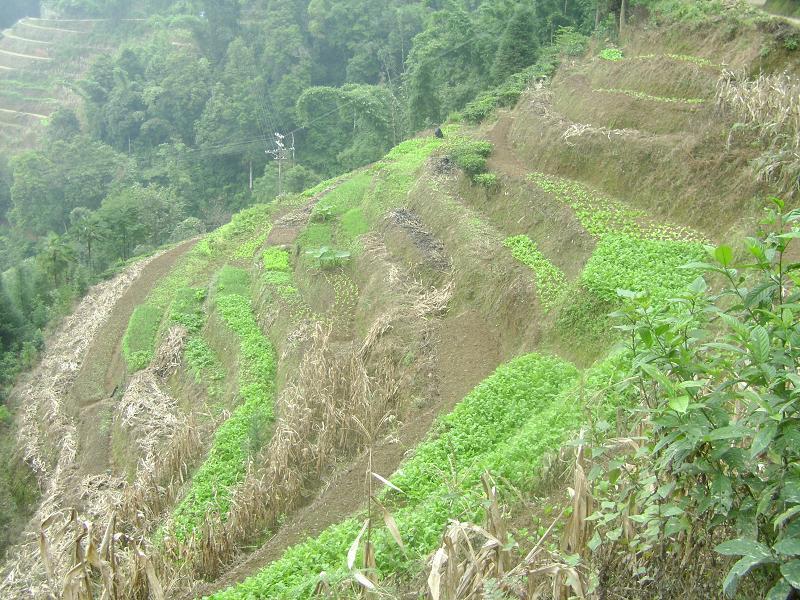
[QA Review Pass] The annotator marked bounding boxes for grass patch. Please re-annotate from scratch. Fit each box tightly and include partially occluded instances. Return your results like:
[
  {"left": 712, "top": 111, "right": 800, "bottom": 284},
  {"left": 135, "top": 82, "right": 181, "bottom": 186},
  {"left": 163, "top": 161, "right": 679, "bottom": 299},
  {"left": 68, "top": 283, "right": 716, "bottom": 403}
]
[
  {"left": 310, "top": 172, "right": 372, "bottom": 222},
  {"left": 340, "top": 207, "right": 369, "bottom": 240},
  {"left": 357, "top": 136, "right": 444, "bottom": 225},
  {"left": 503, "top": 235, "right": 566, "bottom": 310},
  {"left": 214, "top": 266, "right": 250, "bottom": 299},
  {"left": 121, "top": 304, "right": 162, "bottom": 372}
]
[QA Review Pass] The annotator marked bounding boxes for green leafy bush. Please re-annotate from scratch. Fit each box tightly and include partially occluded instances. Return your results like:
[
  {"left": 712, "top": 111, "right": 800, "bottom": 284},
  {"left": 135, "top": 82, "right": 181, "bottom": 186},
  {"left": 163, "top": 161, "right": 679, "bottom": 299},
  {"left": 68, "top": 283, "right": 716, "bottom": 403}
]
[
  {"left": 444, "top": 137, "right": 494, "bottom": 177},
  {"left": 503, "top": 235, "right": 566, "bottom": 310},
  {"left": 589, "top": 201, "right": 800, "bottom": 598},
  {"left": 472, "top": 172, "right": 499, "bottom": 187}
]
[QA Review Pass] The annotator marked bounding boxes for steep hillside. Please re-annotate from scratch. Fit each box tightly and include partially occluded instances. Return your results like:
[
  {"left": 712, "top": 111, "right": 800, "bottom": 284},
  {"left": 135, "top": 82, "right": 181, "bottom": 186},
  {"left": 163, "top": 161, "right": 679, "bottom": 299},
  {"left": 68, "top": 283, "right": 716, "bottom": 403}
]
[{"left": 0, "top": 2, "right": 798, "bottom": 599}]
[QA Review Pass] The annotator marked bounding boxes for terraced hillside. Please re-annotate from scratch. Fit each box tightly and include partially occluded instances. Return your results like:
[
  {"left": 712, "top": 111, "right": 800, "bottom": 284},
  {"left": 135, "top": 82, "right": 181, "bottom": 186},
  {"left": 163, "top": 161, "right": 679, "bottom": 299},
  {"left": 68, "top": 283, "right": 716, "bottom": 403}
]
[
  {"left": 0, "top": 16, "right": 157, "bottom": 151},
  {"left": 0, "top": 4, "right": 797, "bottom": 600},
  {"left": 0, "top": 18, "right": 87, "bottom": 147}
]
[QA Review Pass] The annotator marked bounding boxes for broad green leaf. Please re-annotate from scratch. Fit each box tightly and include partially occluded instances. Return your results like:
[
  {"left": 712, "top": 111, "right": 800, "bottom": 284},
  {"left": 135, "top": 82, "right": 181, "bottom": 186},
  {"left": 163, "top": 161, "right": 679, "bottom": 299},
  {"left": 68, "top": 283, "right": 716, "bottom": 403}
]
[
  {"left": 751, "top": 421, "right": 778, "bottom": 458},
  {"left": 668, "top": 395, "right": 689, "bottom": 414},
  {"left": 749, "top": 326, "right": 770, "bottom": 363},
  {"left": 704, "top": 425, "right": 752, "bottom": 442},
  {"left": 715, "top": 245, "right": 734, "bottom": 267},
  {"left": 766, "top": 580, "right": 793, "bottom": 600},
  {"left": 722, "top": 555, "right": 768, "bottom": 598},
  {"left": 661, "top": 505, "right": 684, "bottom": 517},
  {"left": 715, "top": 538, "right": 773, "bottom": 560},
  {"left": 776, "top": 506, "right": 800, "bottom": 530},
  {"left": 587, "top": 530, "right": 602, "bottom": 552},
  {"left": 781, "top": 560, "right": 800, "bottom": 587},
  {"left": 774, "top": 538, "right": 800, "bottom": 556}
]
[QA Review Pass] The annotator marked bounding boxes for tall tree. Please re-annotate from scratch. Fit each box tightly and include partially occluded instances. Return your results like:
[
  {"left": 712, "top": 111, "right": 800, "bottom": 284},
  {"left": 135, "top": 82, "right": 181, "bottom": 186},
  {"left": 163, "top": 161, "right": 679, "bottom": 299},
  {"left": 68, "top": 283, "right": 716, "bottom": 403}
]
[{"left": 490, "top": 4, "right": 540, "bottom": 84}]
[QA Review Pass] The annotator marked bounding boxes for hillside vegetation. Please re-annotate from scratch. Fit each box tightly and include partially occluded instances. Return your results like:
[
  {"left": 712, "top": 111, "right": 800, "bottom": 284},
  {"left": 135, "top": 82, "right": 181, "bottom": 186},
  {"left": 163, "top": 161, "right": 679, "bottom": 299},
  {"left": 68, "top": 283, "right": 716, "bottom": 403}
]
[{"left": 0, "top": 0, "right": 799, "bottom": 599}]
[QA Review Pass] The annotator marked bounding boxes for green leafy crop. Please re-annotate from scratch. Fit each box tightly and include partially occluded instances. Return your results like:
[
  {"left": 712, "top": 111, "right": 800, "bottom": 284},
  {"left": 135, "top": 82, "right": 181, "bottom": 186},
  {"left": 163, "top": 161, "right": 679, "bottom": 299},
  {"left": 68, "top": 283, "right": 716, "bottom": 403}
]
[
  {"left": 503, "top": 235, "right": 566, "bottom": 310},
  {"left": 262, "top": 247, "right": 291, "bottom": 272},
  {"left": 581, "top": 234, "right": 705, "bottom": 305}
]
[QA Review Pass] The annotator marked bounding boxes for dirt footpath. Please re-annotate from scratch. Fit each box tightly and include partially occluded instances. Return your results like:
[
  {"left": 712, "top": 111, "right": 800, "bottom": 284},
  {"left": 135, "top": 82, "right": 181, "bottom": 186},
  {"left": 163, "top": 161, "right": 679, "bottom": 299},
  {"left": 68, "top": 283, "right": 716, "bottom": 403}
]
[{"left": 69, "top": 239, "right": 196, "bottom": 479}]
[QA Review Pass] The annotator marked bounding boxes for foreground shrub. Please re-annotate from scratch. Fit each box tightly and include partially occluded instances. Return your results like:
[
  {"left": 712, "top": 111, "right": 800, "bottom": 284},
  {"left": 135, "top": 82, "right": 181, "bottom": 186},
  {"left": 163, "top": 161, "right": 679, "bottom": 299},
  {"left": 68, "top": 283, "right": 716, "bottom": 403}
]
[{"left": 590, "top": 200, "right": 800, "bottom": 598}]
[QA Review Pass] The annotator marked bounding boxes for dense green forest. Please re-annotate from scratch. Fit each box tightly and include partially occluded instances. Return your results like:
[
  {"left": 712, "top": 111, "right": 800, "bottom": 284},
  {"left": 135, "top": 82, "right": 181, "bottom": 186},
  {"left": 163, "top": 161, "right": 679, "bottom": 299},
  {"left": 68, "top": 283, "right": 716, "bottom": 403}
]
[{"left": 0, "top": 0, "right": 606, "bottom": 405}]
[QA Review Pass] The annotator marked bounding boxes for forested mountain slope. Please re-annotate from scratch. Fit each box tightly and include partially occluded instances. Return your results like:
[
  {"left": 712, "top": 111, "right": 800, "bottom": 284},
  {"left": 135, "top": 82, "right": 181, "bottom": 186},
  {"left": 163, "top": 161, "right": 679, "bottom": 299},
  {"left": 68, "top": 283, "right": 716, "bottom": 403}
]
[{"left": 0, "top": 0, "right": 799, "bottom": 599}]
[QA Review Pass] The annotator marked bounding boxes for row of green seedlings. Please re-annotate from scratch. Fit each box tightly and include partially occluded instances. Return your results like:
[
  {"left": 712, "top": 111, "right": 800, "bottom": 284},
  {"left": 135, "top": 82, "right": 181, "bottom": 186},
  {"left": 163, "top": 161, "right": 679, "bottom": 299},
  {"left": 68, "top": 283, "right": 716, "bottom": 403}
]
[
  {"left": 209, "top": 350, "right": 635, "bottom": 599},
  {"left": 262, "top": 247, "right": 315, "bottom": 323},
  {"left": 121, "top": 204, "right": 272, "bottom": 372},
  {"left": 597, "top": 48, "right": 717, "bottom": 65},
  {"left": 593, "top": 87, "right": 706, "bottom": 105},
  {"left": 170, "top": 265, "right": 277, "bottom": 541},
  {"left": 503, "top": 235, "right": 567, "bottom": 311}
]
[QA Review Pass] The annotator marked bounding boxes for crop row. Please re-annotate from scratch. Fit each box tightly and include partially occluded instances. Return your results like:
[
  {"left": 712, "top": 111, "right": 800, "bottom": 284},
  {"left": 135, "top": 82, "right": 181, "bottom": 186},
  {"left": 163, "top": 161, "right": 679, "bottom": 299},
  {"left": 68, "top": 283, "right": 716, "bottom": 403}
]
[
  {"left": 593, "top": 87, "right": 706, "bottom": 105},
  {"left": 503, "top": 235, "right": 566, "bottom": 310},
  {"left": 171, "top": 267, "right": 276, "bottom": 541},
  {"left": 528, "top": 173, "right": 705, "bottom": 243}
]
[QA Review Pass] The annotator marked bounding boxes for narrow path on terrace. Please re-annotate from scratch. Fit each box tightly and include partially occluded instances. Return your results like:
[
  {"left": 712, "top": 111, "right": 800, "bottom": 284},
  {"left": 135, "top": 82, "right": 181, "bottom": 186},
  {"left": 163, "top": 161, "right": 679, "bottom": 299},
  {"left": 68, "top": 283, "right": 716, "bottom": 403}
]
[
  {"left": 0, "top": 107, "right": 46, "bottom": 118},
  {"left": 194, "top": 308, "right": 503, "bottom": 598},
  {"left": 18, "top": 22, "right": 80, "bottom": 33},
  {"left": 2, "top": 33, "right": 53, "bottom": 44},
  {"left": 0, "top": 48, "right": 51, "bottom": 60},
  {"left": 69, "top": 239, "right": 197, "bottom": 478}
]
